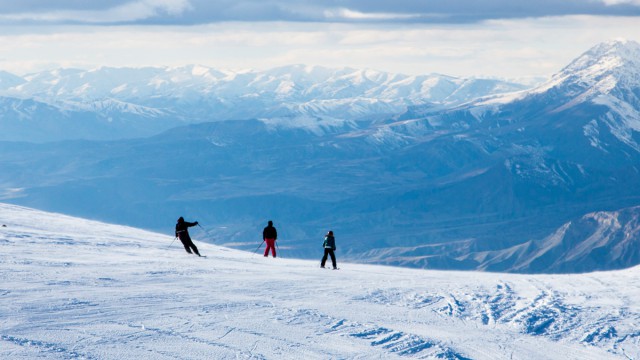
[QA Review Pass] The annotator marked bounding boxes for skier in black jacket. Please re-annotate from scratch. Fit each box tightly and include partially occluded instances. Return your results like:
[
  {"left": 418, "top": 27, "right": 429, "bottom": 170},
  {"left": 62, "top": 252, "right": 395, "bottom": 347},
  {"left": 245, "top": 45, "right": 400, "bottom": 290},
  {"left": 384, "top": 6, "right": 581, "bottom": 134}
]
[
  {"left": 321, "top": 230, "right": 337, "bottom": 269},
  {"left": 262, "top": 220, "right": 278, "bottom": 257},
  {"left": 175, "top": 217, "right": 201, "bottom": 256}
]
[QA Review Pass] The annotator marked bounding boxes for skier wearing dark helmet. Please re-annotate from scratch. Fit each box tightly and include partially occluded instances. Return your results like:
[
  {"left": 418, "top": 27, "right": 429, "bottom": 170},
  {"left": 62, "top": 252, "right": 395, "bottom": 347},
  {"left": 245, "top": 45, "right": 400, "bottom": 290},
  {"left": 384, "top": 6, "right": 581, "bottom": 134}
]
[
  {"left": 175, "top": 217, "right": 201, "bottom": 256},
  {"left": 321, "top": 230, "right": 337, "bottom": 269}
]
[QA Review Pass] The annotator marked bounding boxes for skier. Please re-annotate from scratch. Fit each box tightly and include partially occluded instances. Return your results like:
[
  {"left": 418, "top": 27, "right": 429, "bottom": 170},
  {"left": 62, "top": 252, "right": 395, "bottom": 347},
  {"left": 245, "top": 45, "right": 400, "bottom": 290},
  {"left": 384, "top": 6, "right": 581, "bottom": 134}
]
[
  {"left": 321, "top": 230, "right": 337, "bottom": 269},
  {"left": 262, "top": 220, "right": 278, "bottom": 258},
  {"left": 175, "top": 217, "right": 202, "bottom": 256}
]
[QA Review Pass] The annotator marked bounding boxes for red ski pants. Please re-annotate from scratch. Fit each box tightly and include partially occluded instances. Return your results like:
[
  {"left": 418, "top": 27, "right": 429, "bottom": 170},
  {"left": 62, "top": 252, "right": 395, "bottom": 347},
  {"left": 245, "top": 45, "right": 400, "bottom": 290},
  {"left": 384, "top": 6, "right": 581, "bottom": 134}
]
[{"left": 264, "top": 238, "right": 276, "bottom": 257}]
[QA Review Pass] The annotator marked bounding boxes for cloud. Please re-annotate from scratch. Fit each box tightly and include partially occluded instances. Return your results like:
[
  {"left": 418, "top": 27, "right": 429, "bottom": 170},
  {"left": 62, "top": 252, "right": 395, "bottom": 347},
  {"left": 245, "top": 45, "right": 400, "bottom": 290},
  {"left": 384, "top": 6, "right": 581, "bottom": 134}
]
[
  {"left": 600, "top": 0, "right": 640, "bottom": 5},
  {"left": 0, "top": 0, "right": 193, "bottom": 24},
  {"left": 1, "top": 16, "right": 637, "bottom": 80},
  {"left": 1, "top": 0, "right": 640, "bottom": 26},
  {"left": 323, "top": 8, "right": 424, "bottom": 21}
]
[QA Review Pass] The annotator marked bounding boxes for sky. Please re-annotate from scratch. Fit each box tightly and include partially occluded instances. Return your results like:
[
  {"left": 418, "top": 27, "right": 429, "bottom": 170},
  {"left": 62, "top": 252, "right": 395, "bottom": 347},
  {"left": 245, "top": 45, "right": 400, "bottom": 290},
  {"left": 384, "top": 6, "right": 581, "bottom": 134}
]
[{"left": 0, "top": 0, "right": 639, "bottom": 80}]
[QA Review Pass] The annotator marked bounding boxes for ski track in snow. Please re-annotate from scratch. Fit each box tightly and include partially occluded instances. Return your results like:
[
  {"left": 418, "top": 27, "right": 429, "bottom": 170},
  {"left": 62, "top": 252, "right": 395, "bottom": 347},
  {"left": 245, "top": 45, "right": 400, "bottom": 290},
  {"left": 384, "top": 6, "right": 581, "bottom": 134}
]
[{"left": 0, "top": 203, "right": 638, "bottom": 359}]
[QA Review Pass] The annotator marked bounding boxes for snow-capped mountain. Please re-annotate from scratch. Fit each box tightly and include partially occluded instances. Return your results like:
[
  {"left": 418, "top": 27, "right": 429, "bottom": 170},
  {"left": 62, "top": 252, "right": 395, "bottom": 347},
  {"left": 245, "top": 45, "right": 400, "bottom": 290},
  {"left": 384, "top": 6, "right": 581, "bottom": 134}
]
[
  {"left": 541, "top": 38, "right": 640, "bottom": 99},
  {"left": 501, "top": 38, "right": 640, "bottom": 153},
  {"left": 0, "top": 65, "right": 526, "bottom": 141},
  {"left": 1, "top": 203, "right": 637, "bottom": 359},
  {"left": 343, "top": 39, "right": 640, "bottom": 271},
  {"left": 548, "top": 39, "right": 640, "bottom": 152}
]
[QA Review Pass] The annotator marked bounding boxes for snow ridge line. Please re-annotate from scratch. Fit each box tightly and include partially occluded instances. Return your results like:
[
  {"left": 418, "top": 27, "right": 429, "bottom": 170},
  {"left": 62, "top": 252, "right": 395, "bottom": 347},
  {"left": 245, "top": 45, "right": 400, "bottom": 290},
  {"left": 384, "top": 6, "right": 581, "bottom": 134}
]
[
  {"left": 275, "top": 307, "right": 471, "bottom": 359},
  {"left": 1, "top": 334, "right": 96, "bottom": 360}
]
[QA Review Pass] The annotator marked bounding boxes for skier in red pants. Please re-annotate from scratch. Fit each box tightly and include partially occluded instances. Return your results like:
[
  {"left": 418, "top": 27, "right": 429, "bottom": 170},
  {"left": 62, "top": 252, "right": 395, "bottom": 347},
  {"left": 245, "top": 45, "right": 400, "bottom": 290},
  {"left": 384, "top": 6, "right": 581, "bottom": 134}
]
[{"left": 262, "top": 220, "right": 277, "bottom": 257}]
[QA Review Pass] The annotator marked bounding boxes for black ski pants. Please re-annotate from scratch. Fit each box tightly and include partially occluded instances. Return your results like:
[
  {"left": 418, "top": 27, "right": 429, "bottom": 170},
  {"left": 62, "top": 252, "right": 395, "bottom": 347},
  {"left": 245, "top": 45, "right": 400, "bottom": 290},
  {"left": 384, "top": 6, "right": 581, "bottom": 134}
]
[
  {"left": 321, "top": 248, "right": 337, "bottom": 268},
  {"left": 179, "top": 235, "right": 200, "bottom": 256}
]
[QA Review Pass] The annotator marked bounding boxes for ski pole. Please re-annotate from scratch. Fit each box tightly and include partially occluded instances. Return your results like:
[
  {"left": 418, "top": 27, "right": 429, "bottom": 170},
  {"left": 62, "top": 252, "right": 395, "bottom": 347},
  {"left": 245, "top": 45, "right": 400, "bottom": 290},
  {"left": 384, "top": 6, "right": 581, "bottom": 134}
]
[
  {"left": 276, "top": 241, "right": 282, "bottom": 258},
  {"left": 197, "top": 223, "right": 218, "bottom": 243},
  {"left": 168, "top": 236, "right": 177, "bottom": 249},
  {"left": 197, "top": 223, "right": 209, "bottom": 239},
  {"left": 253, "top": 240, "right": 265, "bottom": 255}
]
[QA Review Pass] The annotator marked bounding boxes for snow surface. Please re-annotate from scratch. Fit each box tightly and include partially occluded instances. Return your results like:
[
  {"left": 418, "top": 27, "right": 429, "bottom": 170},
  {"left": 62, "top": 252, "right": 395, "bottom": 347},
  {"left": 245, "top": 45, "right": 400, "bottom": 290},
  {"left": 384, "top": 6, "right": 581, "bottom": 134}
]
[{"left": 1, "top": 203, "right": 638, "bottom": 359}]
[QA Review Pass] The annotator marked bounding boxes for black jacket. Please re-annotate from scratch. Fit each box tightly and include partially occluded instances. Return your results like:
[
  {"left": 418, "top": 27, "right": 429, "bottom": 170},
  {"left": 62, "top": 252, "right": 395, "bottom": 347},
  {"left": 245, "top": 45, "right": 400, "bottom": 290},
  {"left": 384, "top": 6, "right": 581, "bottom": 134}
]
[
  {"left": 263, "top": 225, "right": 277, "bottom": 240},
  {"left": 176, "top": 220, "right": 197, "bottom": 240},
  {"left": 323, "top": 235, "right": 336, "bottom": 250}
]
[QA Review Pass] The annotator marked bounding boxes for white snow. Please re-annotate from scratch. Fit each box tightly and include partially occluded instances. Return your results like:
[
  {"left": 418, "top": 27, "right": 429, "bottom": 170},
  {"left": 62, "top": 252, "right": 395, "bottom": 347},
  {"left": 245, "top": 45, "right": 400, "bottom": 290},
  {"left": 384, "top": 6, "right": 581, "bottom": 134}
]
[{"left": 1, "top": 203, "right": 638, "bottom": 359}]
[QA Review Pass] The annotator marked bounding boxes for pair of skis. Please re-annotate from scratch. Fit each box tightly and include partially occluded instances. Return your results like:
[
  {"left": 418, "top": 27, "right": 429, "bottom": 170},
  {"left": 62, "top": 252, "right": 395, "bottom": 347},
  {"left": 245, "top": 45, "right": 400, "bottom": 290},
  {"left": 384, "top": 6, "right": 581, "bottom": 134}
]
[{"left": 321, "top": 266, "right": 340, "bottom": 270}]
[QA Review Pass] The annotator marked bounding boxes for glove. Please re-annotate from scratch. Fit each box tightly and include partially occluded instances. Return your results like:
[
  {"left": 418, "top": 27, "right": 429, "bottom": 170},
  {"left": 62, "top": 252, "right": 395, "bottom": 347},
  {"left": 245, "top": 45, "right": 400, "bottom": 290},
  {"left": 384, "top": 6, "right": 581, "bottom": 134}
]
[{"left": 194, "top": 221, "right": 199, "bottom": 225}]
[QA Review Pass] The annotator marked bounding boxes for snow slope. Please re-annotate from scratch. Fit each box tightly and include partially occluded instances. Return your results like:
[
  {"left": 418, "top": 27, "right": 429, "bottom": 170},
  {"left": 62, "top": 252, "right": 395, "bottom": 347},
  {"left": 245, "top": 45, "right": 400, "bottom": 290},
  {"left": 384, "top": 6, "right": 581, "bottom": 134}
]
[{"left": 1, "top": 203, "right": 638, "bottom": 359}]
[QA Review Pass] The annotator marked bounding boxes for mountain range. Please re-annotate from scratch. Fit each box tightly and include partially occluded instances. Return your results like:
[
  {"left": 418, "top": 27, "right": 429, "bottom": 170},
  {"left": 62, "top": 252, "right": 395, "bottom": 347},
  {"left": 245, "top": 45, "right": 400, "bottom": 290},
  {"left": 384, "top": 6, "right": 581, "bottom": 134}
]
[
  {"left": 0, "top": 65, "right": 526, "bottom": 141},
  {"left": 1, "top": 39, "right": 640, "bottom": 273}
]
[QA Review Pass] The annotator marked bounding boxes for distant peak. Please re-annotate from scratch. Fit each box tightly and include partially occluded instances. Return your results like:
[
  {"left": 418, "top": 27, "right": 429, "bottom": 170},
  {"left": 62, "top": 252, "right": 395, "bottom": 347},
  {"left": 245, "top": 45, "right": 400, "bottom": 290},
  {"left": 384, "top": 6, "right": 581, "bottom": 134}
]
[
  {"left": 584, "top": 38, "right": 640, "bottom": 59},
  {"left": 559, "top": 39, "right": 640, "bottom": 79}
]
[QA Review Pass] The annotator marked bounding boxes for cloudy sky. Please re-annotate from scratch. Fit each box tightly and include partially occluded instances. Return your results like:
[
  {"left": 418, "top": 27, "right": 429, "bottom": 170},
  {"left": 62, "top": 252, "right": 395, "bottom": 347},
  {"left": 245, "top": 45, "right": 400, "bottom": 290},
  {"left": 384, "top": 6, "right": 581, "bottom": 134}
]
[{"left": 0, "top": 0, "right": 639, "bottom": 80}]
